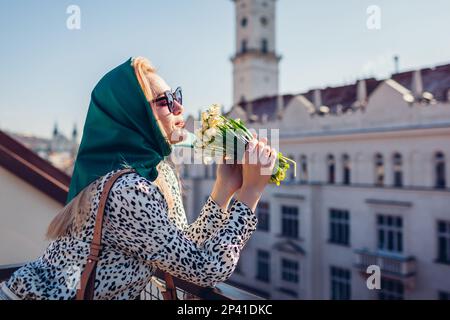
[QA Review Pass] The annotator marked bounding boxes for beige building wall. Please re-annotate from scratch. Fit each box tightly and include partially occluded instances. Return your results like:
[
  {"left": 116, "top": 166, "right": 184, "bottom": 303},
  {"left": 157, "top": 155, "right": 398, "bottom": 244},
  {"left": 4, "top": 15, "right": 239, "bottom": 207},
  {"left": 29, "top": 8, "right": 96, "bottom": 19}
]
[{"left": 0, "top": 167, "right": 61, "bottom": 265}]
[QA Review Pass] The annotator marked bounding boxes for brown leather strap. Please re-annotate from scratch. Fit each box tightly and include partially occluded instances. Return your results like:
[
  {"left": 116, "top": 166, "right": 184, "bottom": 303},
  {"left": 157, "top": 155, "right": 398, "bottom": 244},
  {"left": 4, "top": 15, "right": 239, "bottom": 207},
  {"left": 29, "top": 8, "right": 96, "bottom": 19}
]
[{"left": 76, "top": 168, "right": 134, "bottom": 300}]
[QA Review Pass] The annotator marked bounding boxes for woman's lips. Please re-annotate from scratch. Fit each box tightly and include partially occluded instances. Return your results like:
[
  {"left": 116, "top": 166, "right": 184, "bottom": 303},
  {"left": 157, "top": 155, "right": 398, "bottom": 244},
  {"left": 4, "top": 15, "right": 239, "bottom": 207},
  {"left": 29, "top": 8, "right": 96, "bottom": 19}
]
[{"left": 175, "top": 121, "right": 185, "bottom": 128}]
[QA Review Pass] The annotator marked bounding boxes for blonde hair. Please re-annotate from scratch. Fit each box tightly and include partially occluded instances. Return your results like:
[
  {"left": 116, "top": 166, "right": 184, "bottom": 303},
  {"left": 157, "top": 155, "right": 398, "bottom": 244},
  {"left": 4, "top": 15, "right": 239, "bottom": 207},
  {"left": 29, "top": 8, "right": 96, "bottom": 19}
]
[
  {"left": 46, "top": 179, "right": 98, "bottom": 240},
  {"left": 46, "top": 57, "right": 180, "bottom": 240}
]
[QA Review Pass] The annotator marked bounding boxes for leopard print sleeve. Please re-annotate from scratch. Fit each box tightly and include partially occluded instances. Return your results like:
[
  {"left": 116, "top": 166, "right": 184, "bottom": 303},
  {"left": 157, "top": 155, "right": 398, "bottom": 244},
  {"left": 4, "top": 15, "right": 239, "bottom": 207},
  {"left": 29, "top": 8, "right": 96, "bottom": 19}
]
[
  {"left": 157, "top": 161, "right": 231, "bottom": 247},
  {"left": 181, "top": 196, "right": 231, "bottom": 246},
  {"left": 104, "top": 173, "right": 258, "bottom": 288}
]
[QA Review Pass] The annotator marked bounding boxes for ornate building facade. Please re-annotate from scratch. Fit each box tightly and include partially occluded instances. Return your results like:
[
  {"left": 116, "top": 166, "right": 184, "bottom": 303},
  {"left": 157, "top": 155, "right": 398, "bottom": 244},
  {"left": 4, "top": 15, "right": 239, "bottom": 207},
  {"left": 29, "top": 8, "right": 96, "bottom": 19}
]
[{"left": 180, "top": 0, "right": 450, "bottom": 299}]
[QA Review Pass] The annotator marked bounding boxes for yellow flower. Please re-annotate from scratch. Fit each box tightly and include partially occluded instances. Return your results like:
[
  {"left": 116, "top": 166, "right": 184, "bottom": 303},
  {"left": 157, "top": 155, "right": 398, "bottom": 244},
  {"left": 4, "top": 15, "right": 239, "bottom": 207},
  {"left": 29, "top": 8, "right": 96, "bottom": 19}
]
[
  {"left": 208, "top": 117, "right": 222, "bottom": 128},
  {"left": 208, "top": 104, "right": 221, "bottom": 117},
  {"left": 205, "top": 127, "right": 217, "bottom": 139},
  {"left": 201, "top": 111, "right": 209, "bottom": 123}
]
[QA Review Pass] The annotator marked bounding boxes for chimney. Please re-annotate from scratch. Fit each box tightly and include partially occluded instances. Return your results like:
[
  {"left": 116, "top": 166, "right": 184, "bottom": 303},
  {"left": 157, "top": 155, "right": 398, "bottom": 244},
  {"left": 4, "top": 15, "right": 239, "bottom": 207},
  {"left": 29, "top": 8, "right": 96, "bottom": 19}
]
[
  {"left": 313, "top": 89, "right": 322, "bottom": 108},
  {"left": 357, "top": 79, "right": 367, "bottom": 106},
  {"left": 393, "top": 55, "right": 399, "bottom": 74},
  {"left": 412, "top": 69, "right": 423, "bottom": 98}
]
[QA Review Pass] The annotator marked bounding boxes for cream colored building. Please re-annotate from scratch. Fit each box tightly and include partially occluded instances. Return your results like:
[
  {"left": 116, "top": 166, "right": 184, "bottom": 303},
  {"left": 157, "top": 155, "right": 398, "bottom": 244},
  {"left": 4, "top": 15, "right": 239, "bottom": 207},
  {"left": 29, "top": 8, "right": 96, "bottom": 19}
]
[
  {"left": 180, "top": 0, "right": 450, "bottom": 300},
  {"left": 182, "top": 63, "right": 450, "bottom": 300},
  {"left": 0, "top": 131, "right": 68, "bottom": 266}
]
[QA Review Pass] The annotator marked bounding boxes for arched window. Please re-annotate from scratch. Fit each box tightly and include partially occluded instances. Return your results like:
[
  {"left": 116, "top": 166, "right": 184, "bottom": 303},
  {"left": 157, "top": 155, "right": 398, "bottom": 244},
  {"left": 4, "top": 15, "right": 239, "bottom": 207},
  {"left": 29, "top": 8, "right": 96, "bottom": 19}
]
[
  {"left": 435, "top": 152, "right": 446, "bottom": 189},
  {"left": 300, "top": 155, "right": 308, "bottom": 183},
  {"left": 241, "top": 39, "right": 247, "bottom": 53},
  {"left": 261, "top": 38, "right": 268, "bottom": 53},
  {"left": 241, "top": 17, "right": 248, "bottom": 27},
  {"left": 342, "top": 154, "right": 351, "bottom": 185},
  {"left": 327, "top": 154, "right": 335, "bottom": 184},
  {"left": 393, "top": 153, "right": 403, "bottom": 187},
  {"left": 375, "top": 153, "right": 384, "bottom": 186}
]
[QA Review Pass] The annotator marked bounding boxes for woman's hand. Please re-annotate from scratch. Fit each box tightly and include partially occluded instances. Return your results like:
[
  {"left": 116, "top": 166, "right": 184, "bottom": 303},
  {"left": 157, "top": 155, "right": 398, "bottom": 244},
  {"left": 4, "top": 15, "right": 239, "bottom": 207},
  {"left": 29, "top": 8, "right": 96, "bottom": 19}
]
[
  {"left": 217, "top": 162, "right": 243, "bottom": 194},
  {"left": 235, "top": 135, "right": 277, "bottom": 212},
  {"left": 211, "top": 162, "right": 243, "bottom": 210}
]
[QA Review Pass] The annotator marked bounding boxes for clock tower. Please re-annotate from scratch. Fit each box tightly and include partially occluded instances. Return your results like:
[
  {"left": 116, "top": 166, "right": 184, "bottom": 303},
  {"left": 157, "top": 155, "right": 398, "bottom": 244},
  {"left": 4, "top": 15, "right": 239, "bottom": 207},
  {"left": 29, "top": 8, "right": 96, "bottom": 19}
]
[{"left": 231, "top": 0, "right": 281, "bottom": 105}]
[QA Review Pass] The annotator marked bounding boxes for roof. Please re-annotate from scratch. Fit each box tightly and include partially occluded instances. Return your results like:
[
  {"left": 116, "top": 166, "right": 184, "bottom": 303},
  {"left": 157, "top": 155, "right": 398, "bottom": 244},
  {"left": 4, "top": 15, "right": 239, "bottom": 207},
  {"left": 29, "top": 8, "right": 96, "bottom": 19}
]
[
  {"left": 0, "top": 130, "right": 70, "bottom": 205},
  {"left": 233, "top": 94, "right": 295, "bottom": 122},
  {"left": 392, "top": 63, "right": 450, "bottom": 102},
  {"left": 303, "top": 77, "right": 382, "bottom": 113},
  {"left": 233, "top": 62, "right": 450, "bottom": 121}
]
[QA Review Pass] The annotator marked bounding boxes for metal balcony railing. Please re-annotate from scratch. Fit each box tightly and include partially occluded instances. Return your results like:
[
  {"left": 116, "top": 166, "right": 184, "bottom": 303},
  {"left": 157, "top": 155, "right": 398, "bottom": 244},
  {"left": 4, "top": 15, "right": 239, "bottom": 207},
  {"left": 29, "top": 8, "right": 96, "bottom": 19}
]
[
  {"left": 0, "top": 264, "right": 264, "bottom": 300},
  {"left": 354, "top": 249, "right": 417, "bottom": 289}
]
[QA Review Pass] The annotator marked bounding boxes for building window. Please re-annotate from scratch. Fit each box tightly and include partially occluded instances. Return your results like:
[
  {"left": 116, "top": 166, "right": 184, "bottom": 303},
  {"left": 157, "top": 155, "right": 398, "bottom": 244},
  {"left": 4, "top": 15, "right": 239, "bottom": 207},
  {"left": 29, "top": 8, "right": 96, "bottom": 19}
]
[
  {"left": 300, "top": 155, "right": 308, "bottom": 183},
  {"left": 393, "top": 153, "right": 403, "bottom": 187},
  {"left": 329, "top": 209, "right": 350, "bottom": 246},
  {"left": 281, "top": 206, "right": 299, "bottom": 239},
  {"left": 438, "top": 291, "right": 450, "bottom": 300},
  {"left": 260, "top": 16, "right": 268, "bottom": 26},
  {"left": 435, "top": 152, "right": 446, "bottom": 189},
  {"left": 377, "top": 215, "right": 403, "bottom": 253},
  {"left": 375, "top": 153, "right": 384, "bottom": 186},
  {"left": 379, "top": 278, "right": 404, "bottom": 300},
  {"left": 281, "top": 259, "right": 299, "bottom": 284},
  {"left": 327, "top": 154, "right": 335, "bottom": 184},
  {"left": 437, "top": 220, "right": 450, "bottom": 264},
  {"left": 330, "top": 266, "right": 351, "bottom": 300},
  {"left": 256, "top": 250, "right": 270, "bottom": 282},
  {"left": 261, "top": 38, "right": 268, "bottom": 53},
  {"left": 257, "top": 202, "right": 270, "bottom": 232},
  {"left": 241, "top": 17, "right": 248, "bottom": 27},
  {"left": 241, "top": 39, "right": 247, "bottom": 53},
  {"left": 342, "top": 154, "right": 351, "bottom": 185},
  {"left": 278, "top": 288, "right": 298, "bottom": 298}
]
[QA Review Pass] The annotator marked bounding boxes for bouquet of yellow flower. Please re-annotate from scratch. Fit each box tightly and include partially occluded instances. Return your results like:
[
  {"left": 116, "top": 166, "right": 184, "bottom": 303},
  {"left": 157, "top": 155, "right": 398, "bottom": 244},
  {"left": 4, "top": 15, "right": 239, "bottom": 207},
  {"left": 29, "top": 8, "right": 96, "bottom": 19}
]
[{"left": 194, "top": 104, "right": 296, "bottom": 186}]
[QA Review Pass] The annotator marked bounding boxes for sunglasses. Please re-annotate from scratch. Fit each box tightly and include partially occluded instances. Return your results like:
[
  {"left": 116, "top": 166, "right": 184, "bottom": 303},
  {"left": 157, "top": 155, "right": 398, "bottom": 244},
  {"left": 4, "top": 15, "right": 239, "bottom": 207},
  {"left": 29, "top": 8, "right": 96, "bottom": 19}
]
[{"left": 152, "top": 87, "right": 182, "bottom": 113}]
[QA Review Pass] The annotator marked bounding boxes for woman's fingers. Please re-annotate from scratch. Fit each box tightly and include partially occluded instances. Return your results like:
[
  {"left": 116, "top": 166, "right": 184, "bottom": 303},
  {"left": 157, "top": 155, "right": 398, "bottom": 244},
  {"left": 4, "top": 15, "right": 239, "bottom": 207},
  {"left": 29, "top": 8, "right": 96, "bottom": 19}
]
[
  {"left": 260, "top": 145, "right": 272, "bottom": 166},
  {"left": 244, "top": 138, "right": 258, "bottom": 164},
  {"left": 245, "top": 137, "right": 275, "bottom": 168}
]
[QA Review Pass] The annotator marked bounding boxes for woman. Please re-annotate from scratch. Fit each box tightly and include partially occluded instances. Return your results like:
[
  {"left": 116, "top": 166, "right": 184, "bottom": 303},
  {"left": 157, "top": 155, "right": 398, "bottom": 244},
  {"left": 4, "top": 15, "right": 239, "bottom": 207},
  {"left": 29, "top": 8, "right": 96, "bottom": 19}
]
[{"left": 0, "top": 57, "right": 277, "bottom": 300}]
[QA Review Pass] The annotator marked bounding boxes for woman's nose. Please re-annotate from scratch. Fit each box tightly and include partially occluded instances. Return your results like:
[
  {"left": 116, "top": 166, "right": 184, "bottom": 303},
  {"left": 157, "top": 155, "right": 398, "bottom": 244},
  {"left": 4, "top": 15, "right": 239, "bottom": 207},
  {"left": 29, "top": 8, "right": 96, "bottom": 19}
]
[{"left": 173, "top": 100, "right": 184, "bottom": 115}]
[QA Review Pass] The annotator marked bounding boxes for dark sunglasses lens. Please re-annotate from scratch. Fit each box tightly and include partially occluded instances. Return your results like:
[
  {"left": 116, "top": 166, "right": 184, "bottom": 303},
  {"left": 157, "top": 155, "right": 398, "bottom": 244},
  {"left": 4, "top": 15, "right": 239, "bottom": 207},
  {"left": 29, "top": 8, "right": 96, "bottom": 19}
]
[
  {"left": 175, "top": 88, "right": 182, "bottom": 104},
  {"left": 166, "top": 93, "right": 174, "bottom": 112}
]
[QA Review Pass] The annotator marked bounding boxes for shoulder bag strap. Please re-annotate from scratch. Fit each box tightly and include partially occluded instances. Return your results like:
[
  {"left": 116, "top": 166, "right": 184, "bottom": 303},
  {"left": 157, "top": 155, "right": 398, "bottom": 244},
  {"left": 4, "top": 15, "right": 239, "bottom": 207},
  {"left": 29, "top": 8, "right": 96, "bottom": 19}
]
[{"left": 76, "top": 168, "right": 134, "bottom": 300}]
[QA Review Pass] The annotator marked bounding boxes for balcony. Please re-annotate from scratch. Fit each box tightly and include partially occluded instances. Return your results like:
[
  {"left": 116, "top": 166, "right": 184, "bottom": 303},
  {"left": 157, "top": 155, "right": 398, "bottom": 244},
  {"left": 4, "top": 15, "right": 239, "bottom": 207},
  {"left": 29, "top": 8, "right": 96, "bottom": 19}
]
[
  {"left": 354, "top": 249, "right": 417, "bottom": 290},
  {"left": 0, "top": 263, "right": 264, "bottom": 300}
]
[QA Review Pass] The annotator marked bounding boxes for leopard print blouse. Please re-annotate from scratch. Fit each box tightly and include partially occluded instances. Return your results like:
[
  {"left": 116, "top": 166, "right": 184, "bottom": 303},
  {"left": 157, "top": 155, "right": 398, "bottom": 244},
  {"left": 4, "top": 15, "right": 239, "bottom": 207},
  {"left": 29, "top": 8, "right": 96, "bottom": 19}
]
[{"left": 5, "top": 161, "right": 257, "bottom": 300}]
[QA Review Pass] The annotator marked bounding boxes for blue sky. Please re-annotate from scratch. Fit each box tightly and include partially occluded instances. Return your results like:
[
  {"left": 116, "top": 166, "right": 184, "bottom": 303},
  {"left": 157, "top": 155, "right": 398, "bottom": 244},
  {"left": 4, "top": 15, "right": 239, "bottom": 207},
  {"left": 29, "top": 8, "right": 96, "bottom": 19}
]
[{"left": 0, "top": 0, "right": 449, "bottom": 138}]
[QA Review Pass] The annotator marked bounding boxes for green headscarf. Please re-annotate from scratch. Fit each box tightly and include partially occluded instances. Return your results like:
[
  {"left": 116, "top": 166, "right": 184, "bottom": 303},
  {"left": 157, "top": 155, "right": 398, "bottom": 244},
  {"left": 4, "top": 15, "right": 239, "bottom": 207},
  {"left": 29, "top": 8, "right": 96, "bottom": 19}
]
[{"left": 66, "top": 57, "right": 172, "bottom": 203}]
